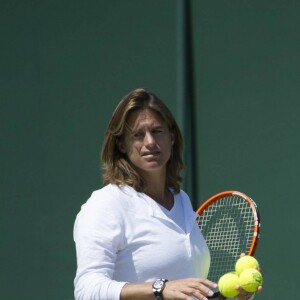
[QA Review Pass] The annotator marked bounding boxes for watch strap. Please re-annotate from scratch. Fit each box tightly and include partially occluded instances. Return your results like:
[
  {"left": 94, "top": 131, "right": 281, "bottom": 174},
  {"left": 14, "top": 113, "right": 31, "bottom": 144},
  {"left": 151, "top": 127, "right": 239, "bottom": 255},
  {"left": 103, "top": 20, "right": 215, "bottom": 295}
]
[{"left": 152, "top": 279, "right": 168, "bottom": 300}]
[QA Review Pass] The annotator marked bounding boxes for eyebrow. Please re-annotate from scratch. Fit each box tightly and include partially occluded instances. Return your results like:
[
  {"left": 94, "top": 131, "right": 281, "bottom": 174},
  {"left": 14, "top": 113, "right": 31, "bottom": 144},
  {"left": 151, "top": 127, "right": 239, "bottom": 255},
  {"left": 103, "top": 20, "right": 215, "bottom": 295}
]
[{"left": 131, "top": 124, "right": 166, "bottom": 132}]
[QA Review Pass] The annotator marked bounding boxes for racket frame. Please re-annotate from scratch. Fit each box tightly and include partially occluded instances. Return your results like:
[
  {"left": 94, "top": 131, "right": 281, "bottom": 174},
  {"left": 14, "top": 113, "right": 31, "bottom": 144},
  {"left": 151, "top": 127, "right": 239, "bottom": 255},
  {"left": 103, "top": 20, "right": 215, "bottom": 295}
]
[
  {"left": 196, "top": 191, "right": 261, "bottom": 299},
  {"left": 197, "top": 190, "right": 260, "bottom": 256}
]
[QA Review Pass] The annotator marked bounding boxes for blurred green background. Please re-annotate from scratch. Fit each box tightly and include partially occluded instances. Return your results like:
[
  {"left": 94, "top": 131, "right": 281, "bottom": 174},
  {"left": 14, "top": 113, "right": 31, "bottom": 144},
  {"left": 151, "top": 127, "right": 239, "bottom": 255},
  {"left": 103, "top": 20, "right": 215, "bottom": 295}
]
[{"left": 1, "top": 0, "right": 299, "bottom": 299}]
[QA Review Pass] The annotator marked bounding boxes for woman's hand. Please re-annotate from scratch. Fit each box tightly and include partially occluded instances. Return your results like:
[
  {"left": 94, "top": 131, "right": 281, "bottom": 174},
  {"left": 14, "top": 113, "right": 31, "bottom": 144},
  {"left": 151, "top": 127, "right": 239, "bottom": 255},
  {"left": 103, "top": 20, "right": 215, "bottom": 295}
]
[
  {"left": 235, "top": 285, "right": 263, "bottom": 300},
  {"left": 163, "top": 277, "right": 218, "bottom": 300},
  {"left": 235, "top": 253, "right": 263, "bottom": 299}
]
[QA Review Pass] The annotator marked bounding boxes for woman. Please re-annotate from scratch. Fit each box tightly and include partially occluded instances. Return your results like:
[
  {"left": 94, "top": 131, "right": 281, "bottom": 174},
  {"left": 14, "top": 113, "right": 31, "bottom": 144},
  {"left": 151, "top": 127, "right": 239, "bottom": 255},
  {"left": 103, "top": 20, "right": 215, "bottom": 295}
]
[{"left": 74, "top": 88, "right": 258, "bottom": 300}]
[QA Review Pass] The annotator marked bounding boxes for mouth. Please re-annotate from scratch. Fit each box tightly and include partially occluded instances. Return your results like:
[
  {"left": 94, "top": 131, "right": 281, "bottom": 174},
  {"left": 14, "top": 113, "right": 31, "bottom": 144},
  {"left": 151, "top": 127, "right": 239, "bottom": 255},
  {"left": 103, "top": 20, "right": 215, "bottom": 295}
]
[{"left": 142, "top": 151, "right": 160, "bottom": 157}]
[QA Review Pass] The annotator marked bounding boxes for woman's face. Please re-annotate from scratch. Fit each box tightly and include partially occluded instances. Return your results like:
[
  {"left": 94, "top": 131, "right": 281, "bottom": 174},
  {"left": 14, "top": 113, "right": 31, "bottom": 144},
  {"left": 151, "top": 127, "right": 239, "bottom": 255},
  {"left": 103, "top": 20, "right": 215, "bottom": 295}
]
[{"left": 120, "top": 108, "right": 174, "bottom": 178}]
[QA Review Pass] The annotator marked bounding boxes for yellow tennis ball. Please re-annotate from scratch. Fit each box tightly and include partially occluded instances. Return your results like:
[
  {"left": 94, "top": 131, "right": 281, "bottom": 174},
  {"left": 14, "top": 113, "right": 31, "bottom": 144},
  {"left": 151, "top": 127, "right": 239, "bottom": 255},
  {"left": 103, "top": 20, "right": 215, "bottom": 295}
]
[
  {"left": 218, "top": 272, "right": 239, "bottom": 298},
  {"left": 235, "top": 255, "right": 259, "bottom": 275},
  {"left": 239, "top": 268, "right": 263, "bottom": 292}
]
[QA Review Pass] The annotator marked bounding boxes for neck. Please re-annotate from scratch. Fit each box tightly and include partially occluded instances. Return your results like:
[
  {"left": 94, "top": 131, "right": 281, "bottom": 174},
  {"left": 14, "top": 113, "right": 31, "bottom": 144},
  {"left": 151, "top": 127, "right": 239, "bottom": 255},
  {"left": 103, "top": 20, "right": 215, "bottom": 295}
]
[
  {"left": 138, "top": 166, "right": 167, "bottom": 192},
  {"left": 144, "top": 180, "right": 174, "bottom": 210},
  {"left": 135, "top": 167, "right": 173, "bottom": 209}
]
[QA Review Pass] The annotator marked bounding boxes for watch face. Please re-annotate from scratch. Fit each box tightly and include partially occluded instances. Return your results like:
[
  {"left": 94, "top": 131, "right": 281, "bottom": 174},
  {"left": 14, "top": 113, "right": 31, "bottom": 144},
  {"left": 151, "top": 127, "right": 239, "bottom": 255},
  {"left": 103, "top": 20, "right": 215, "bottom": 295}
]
[{"left": 153, "top": 280, "right": 164, "bottom": 289}]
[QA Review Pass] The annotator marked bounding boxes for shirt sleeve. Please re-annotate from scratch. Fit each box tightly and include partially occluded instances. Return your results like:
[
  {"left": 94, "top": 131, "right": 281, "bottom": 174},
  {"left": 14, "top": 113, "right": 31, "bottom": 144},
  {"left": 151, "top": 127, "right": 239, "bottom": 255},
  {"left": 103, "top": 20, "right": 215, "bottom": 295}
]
[{"left": 74, "top": 191, "right": 127, "bottom": 300}]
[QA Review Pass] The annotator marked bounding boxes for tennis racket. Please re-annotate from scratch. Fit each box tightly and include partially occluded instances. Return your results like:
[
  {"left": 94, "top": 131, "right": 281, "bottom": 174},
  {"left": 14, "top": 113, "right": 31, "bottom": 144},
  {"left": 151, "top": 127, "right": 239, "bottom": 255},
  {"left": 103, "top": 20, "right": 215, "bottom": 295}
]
[{"left": 196, "top": 191, "right": 261, "bottom": 299}]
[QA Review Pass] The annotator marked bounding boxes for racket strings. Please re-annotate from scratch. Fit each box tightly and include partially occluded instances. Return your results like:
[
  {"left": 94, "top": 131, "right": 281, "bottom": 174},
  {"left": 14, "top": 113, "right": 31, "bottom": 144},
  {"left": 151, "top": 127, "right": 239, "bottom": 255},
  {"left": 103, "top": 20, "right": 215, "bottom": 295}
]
[{"left": 198, "top": 195, "right": 256, "bottom": 283}]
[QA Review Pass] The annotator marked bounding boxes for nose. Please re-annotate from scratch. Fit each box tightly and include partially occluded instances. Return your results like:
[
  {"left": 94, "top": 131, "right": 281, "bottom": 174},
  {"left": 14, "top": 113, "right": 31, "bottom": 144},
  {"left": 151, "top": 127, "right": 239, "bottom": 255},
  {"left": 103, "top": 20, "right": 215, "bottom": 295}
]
[{"left": 144, "top": 131, "right": 155, "bottom": 146}]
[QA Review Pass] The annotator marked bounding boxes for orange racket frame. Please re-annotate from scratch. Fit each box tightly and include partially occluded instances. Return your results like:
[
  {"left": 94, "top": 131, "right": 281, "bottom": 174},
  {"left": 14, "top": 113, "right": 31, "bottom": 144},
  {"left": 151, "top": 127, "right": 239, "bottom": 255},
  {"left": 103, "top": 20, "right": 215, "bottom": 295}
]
[
  {"left": 196, "top": 190, "right": 260, "bottom": 256},
  {"left": 196, "top": 191, "right": 261, "bottom": 299}
]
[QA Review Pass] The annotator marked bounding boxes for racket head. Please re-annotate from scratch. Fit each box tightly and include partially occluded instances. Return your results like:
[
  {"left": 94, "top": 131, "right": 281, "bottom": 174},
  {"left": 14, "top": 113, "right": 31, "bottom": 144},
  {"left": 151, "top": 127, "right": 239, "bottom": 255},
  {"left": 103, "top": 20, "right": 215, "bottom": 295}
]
[{"left": 196, "top": 191, "right": 261, "bottom": 289}]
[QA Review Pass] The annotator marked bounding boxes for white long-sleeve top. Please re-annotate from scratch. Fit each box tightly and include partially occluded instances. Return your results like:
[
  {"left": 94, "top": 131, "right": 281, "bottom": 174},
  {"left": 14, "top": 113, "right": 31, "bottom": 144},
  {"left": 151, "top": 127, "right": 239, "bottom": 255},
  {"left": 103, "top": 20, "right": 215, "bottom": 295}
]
[{"left": 74, "top": 184, "right": 211, "bottom": 300}]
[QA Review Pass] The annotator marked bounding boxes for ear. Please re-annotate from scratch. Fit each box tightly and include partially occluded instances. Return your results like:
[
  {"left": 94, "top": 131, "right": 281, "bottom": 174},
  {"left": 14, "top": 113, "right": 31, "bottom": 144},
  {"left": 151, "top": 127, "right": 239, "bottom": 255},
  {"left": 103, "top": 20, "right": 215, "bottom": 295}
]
[
  {"left": 117, "top": 139, "right": 126, "bottom": 153},
  {"left": 170, "top": 132, "right": 175, "bottom": 145}
]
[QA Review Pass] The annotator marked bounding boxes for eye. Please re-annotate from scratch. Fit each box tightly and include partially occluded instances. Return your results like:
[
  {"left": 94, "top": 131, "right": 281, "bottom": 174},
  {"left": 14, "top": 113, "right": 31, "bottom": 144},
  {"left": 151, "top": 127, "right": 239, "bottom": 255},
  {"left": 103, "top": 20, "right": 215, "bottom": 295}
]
[
  {"left": 152, "top": 128, "right": 164, "bottom": 135},
  {"left": 132, "top": 131, "right": 144, "bottom": 139}
]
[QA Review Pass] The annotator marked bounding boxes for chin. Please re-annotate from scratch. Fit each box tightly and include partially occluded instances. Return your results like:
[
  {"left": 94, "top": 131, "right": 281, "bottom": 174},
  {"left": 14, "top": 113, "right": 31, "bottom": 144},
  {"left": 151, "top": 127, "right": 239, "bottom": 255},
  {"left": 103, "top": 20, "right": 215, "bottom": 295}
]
[{"left": 144, "top": 163, "right": 167, "bottom": 173}]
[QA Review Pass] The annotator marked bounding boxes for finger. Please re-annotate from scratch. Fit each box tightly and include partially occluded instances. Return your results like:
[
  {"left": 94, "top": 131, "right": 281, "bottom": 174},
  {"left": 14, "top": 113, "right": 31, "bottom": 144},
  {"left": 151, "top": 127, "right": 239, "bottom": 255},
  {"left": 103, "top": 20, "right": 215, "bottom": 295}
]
[
  {"left": 190, "top": 288, "right": 215, "bottom": 300},
  {"left": 186, "top": 281, "right": 217, "bottom": 299},
  {"left": 236, "top": 284, "right": 263, "bottom": 296},
  {"left": 198, "top": 278, "right": 218, "bottom": 289},
  {"left": 236, "top": 285, "right": 251, "bottom": 295},
  {"left": 190, "top": 283, "right": 216, "bottom": 298}
]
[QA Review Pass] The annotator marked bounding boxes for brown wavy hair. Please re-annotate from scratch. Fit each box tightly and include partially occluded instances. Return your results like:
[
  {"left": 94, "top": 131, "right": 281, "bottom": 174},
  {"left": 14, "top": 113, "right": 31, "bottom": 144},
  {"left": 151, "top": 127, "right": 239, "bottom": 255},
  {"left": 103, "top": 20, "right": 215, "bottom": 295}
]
[{"left": 101, "top": 88, "right": 184, "bottom": 194}]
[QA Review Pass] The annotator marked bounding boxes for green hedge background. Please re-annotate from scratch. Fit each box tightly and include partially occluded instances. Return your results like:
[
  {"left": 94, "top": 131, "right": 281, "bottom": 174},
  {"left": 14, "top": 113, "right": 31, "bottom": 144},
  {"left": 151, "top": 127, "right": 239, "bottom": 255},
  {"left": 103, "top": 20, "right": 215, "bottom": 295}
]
[{"left": 1, "top": 1, "right": 299, "bottom": 299}]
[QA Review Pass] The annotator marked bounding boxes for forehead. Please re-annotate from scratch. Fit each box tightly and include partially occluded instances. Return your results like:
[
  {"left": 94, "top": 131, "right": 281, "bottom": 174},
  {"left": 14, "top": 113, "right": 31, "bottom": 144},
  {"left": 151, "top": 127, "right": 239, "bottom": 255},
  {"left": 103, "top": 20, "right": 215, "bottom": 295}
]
[{"left": 126, "top": 108, "right": 166, "bottom": 128}]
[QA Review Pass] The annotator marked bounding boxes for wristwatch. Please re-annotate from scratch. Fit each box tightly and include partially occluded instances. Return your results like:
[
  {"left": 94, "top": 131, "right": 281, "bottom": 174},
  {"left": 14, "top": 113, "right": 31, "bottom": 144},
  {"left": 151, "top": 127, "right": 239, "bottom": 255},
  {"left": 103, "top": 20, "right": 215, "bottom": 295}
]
[{"left": 152, "top": 278, "right": 168, "bottom": 300}]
